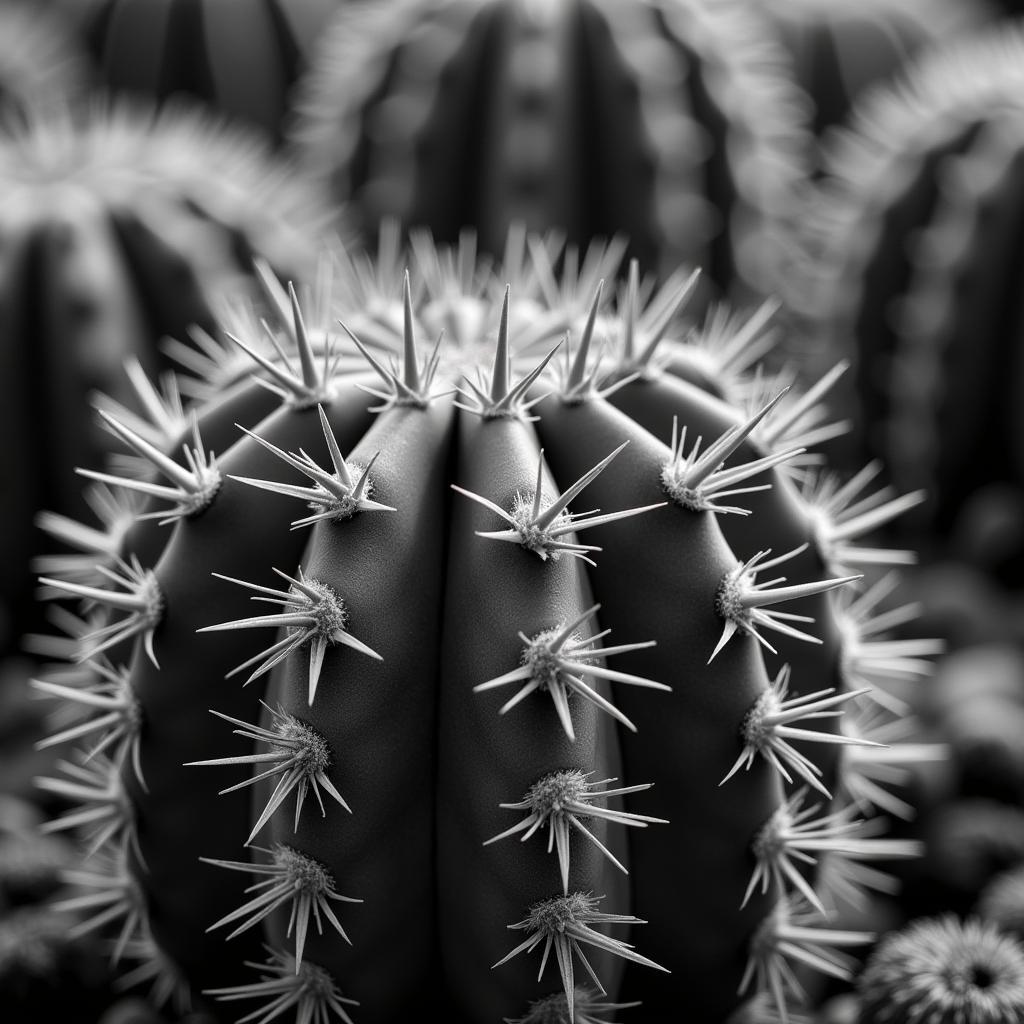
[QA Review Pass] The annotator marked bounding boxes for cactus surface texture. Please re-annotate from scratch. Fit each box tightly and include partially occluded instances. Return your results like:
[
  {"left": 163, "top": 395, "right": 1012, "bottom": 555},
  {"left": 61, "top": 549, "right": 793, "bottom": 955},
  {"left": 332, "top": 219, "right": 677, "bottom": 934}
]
[
  {"left": 799, "top": 26, "right": 1024, "bottom": 583},
  {"left": 50, "top": 0, "right": 342, "bottom": 142},
  {"left": 290, "top": 0, "right": 811, "bottom": 302},
  {"left": 0, "top": 100, "right": 333, "bottom": 657},
  {"left": 33, "top": 230, "right": 937, "bottom": 1023}
]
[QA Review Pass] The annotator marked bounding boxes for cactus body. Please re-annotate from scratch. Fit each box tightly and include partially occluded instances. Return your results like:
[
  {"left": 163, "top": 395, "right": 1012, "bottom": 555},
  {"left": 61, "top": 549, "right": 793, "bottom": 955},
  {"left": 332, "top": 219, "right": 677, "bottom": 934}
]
[
  {"left": 52, "top": 0, "right": 342, "bottom": 142},
  {"left": 0, "top": 101, "right": 333, "bottom": 657},
  {"left": 34, "top": 233, "right": 935, "bottom": 1023},
  {"left": 291, "top": 0, "right": 811, "bottom": 301},
  {"left": 799, "top": 27, "right": 1024, "bottom": 581}
]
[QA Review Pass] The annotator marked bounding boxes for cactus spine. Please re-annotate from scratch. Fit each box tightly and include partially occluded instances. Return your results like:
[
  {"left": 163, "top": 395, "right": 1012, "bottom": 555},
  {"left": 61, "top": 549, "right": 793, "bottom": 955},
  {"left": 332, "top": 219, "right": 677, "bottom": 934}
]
[{"left": 33, "top": 231, "right": 935, "bottom": 1022}]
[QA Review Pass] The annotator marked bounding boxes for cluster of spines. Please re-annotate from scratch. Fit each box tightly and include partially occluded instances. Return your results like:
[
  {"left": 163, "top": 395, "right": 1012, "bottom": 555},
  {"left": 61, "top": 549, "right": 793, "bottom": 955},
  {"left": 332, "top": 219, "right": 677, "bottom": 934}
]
[{"left": 26, "top": 234, "right": 941, "bottom": 1022}]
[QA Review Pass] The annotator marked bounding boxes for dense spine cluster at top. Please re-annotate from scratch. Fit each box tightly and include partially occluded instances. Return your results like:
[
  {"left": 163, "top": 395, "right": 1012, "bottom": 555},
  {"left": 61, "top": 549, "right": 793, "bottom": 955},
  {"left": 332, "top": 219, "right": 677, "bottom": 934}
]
[
  {"left": 289, "top": 0, "right": 811, "bottom": 302},
  {"left": 797, "top": 25, "right": 1024, "bottom": 581},
  {"left": 30, "top": 229, "right": 939, "bottom": 1023}
]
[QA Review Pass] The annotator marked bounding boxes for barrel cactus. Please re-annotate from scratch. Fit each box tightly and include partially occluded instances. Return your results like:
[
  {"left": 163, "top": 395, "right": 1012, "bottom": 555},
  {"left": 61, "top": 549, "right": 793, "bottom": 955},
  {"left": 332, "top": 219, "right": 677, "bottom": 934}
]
[
  {"left": 50, "top": 0, "right": 342, "bottom": 143},
  {"left": 290, "top": 0, "right": 811, "bottom": 301},
  {"left": 797, "top": 25, "right": 1024, "bottom": 582},
  {"left": 33, "top": 230, "right": 936, "bottom": 1023},
  {"left": 0, "top": 99, "right": 333, "bottom": 657}
]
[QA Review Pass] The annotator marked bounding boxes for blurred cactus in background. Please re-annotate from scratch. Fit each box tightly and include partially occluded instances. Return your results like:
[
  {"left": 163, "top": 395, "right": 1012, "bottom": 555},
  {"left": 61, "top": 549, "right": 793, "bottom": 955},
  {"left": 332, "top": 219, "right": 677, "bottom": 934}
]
[
  {"left": 0, "top": 99, "right": 335, "bottom": 658},
  {"left": 0, "top": 1, "right": 1022, "bottom": 1021},
  {"left": 857, "top": 915, "right": 1024, "bottom": 1024},
  {"left": 796, "top": 26, "right": 1024, "bottom": 590},
  {"left": 0, "top": 1, "right": 93, "bottom": 119},
  {"left": 49, "top": 0, "right": 343, "bottom": 143},
  {"left": 289, "top": 0, "right": 812, "bottom": 303}
]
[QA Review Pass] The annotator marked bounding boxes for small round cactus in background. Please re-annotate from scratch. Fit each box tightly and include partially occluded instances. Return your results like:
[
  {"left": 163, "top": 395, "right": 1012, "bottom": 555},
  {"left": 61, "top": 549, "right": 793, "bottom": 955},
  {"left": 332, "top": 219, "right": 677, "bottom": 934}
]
[{"left": 758, "top": 0, "right": 991, "bottom": 144}]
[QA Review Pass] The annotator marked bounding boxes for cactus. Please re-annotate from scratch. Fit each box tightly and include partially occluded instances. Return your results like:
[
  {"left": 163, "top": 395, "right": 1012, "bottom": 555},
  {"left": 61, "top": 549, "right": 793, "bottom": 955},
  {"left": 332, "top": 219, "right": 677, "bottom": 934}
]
[
  {"left": 289, "top": 0, "right": 811, "bottom": 302},
  {"left": 856, "top": 915, "right": 1024, "bottom": 1024},
  {"left": 49, "top": 0, "right": 342, "bottom": 143},
  {"left": 32, "top": 230, "right": 938, "bottom": 1023},
  {"left": 0, "top": 795, "right": 116, "bottom": 1023},
  {"left": 0, "top": 99, "right": 334, "bottom": 659},
  {"left": 796, "top": 25, "right": 1024, "bottom": 583},
  {"left": 757, "top": 0, "right": 989, "bottom": 144}
]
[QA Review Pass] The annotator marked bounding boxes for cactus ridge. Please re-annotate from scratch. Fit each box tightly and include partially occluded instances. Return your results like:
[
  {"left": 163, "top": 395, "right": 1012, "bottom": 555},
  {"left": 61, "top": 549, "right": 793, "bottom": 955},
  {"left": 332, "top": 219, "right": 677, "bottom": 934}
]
[{"left": 30, "top": 230, "right": 941, "bottom": 1022}]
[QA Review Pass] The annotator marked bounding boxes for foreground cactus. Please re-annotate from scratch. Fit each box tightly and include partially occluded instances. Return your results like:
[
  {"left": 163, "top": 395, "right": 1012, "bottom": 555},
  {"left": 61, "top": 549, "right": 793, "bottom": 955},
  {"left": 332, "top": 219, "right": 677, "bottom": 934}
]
[
  {"left": 33, "top": 231, "right": 937, "bottom": 1022},
  {"left": 290, "top": 0, "right": 811, "bottom": 300}
]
